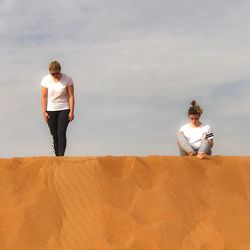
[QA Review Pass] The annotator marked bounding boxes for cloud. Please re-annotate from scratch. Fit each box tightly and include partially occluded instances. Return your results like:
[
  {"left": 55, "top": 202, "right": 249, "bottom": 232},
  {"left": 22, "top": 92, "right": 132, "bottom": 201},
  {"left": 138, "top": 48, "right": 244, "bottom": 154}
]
[{"left": 0, "top": 0, "right": 249, "bottom": 156}]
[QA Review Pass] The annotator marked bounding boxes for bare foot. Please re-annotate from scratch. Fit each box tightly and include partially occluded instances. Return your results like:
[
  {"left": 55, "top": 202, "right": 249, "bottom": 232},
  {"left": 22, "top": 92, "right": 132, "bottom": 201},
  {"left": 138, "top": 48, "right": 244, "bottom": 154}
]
[
  {"left": 188, "top": 151, "right": 196, "bottom": 156},
  {"left": 197, "top": 152, "right": 207, "bottom": 159}
]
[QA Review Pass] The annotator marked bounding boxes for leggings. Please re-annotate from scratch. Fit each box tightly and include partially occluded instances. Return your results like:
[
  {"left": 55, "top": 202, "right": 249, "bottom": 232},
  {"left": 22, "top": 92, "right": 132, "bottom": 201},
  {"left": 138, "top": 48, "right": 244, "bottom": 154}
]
[
  {"left": 177, "top": 133, "right": 212, "bottom": 156},
  {"left": 47, "top": 109, "right": 70, "bottom": 156}
]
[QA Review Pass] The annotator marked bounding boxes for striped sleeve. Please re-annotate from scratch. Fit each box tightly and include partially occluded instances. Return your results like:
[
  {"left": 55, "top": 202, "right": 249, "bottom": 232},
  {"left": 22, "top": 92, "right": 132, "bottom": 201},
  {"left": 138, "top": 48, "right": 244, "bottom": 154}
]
[{"left": 205, "top": 126, "right": 214, "bottom": 140}]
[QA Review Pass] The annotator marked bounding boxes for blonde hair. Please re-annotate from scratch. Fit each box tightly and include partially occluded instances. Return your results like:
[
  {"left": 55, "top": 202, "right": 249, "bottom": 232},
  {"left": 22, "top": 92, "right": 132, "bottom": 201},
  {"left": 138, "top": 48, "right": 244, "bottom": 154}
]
[
  {"left": 49, "top": 60, "right": 61, "bottom": 72},
  {"left": 188, "top": 100, "right": 203, "bottom": 116}
]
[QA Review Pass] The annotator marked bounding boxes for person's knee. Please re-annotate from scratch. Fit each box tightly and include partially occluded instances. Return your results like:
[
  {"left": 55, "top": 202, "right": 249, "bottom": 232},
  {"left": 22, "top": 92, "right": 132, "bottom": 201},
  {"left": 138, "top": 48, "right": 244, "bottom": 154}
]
[{"left": 50, "top": 131, "right": 58, "bottom": 138}]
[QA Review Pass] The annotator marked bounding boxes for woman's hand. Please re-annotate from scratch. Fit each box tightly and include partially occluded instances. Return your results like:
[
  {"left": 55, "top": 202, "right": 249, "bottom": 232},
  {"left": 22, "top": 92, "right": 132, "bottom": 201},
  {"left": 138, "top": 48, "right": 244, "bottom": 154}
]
[
  {"left": 43, "top": 112, "right": 50, "bottom": 123},
  {"left": 68, "top": 112, "right": 74, "bottom": 122}
]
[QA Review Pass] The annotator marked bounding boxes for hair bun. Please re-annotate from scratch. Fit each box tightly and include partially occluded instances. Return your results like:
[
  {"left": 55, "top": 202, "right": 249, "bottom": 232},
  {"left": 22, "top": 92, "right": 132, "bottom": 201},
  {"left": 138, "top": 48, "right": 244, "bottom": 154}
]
[
  {"left": 188, "top": 100, "right": 203, "bottom": 115},
  {"left": 191, "top": 100, "right": 196, "bottom": 107}
]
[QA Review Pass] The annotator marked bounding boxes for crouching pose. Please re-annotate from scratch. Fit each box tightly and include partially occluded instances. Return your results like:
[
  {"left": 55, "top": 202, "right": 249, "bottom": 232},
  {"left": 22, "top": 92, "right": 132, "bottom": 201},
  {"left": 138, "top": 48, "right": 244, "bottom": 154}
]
[{"left": 177, "top": 100, "right": 214, "bottom": 159}]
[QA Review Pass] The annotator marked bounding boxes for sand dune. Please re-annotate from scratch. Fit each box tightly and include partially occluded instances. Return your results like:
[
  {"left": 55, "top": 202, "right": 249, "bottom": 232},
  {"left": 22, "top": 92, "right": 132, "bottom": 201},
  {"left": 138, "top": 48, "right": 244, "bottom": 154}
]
[{"left": 1, "top": 156, "right": 250, "bottom": 250}]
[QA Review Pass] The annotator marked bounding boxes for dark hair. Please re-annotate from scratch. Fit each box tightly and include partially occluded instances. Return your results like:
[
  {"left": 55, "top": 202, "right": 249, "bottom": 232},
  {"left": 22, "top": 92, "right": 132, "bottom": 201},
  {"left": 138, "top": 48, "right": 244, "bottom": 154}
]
[{"left": 188, "top": 100, "right": 203, "bottom": 116}]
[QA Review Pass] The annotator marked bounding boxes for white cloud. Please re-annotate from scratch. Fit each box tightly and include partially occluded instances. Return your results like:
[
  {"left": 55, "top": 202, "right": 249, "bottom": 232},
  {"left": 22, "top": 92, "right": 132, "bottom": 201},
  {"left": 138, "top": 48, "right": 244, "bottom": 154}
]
[{"left": 0, "top": 0, "right": 250, "bottom": 157}]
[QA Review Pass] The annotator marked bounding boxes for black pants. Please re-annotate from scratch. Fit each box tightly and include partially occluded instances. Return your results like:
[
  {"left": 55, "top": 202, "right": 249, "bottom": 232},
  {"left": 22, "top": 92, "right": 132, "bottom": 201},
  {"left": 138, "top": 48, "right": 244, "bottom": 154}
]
[{"left": 47, "top": 109, "right": 70, "bottom": 156}]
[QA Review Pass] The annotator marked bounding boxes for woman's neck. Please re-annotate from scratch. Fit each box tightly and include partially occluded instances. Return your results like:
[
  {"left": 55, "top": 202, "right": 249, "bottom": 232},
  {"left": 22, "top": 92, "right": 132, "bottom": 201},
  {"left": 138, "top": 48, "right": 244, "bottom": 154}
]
[
  {"left": 189, "top": 121, "right": 201, "bottom": 128},
  {"left": 51, "top": 74, "right": 62, "bottom": 82}
]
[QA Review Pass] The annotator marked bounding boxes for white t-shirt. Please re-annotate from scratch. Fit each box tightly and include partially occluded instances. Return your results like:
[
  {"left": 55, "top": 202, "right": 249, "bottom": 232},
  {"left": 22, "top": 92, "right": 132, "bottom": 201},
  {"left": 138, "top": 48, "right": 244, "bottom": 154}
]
[
  {"left": 41, "top": 73, "right": 73, "bottom": 111},
  {"left": 179, "top": 123, "right": 214, "bottom": 149}
]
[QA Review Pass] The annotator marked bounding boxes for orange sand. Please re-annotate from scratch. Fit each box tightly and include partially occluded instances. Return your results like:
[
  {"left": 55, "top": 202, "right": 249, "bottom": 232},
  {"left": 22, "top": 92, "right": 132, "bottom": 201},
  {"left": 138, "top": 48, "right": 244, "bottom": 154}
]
[{"left": 1, "top": 156, "right": 250, "bottom": 250}]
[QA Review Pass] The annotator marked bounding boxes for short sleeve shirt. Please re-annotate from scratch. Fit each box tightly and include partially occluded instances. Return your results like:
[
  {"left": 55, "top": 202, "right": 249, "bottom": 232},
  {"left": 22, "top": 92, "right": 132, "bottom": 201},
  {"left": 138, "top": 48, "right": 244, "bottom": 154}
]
[
  {"left": 41, "top": 73, "right": 73, "bottom": 111},
  {"left": 179, "top": 123, "right": 214, "bottom": 149}
]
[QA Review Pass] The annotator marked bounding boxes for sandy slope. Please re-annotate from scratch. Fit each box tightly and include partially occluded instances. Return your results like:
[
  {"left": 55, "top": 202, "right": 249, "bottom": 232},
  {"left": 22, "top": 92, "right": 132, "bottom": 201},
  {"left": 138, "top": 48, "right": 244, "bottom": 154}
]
[{"left": 1, "top": 156, "right": 250, "bottom": 250}]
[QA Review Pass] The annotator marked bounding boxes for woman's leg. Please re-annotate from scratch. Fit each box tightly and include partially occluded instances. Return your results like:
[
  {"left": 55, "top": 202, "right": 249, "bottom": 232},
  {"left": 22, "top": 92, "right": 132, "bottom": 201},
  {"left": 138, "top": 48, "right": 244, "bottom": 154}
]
[
  {"left": 177, "top": 133, "right": 196, "bottom": 156},
  {"left": 198, "top": 140, "right": 212, "bottom": 155},
  {"left": 57, "top": 110, "right": 70, "bottom": 156},
  {"left": 47, "top": 111, "right": 59, "bottom": 156},
  {"left": 197, "top": 140, "right": 212, "bottom": 158}
]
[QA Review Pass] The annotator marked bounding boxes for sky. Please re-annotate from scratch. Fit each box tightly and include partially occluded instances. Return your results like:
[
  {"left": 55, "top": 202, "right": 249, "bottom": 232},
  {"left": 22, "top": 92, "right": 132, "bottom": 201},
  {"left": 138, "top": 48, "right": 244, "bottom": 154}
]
[{"left": 0, "top": 0, "right": 250, "bottom": 157}]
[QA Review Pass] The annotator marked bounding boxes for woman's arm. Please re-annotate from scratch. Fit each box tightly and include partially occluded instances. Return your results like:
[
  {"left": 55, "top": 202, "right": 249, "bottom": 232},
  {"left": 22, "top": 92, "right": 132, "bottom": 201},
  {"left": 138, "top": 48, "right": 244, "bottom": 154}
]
[
  {"left": 41, "top": 87, "right": 49, "bottom": 123},
  {"left": 67, "top": 84, "right": 75, "bottom": 122},
  {"left": 208, "top": 139, "right": 213, "bottom": 148},
  {"left": 205, "top": 129, "right": 214, "bottom": 148}
]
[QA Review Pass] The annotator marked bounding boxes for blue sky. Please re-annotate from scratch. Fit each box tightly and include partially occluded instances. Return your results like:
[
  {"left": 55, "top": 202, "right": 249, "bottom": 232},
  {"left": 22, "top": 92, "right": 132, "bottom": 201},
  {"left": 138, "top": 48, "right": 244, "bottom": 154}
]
[{"left": 0, "top": 0, "right": 249, "bottom": 157}]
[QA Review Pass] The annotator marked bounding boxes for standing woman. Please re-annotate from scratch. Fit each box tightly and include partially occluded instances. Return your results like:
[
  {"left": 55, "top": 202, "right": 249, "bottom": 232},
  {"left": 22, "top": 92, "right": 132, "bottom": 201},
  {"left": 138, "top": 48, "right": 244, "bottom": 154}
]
[
  {"left": 41, "top": 60, "right": 75, "bottom": 156},
  {"left": 177, "top": 100, "right": 214, "bottom": 159}
]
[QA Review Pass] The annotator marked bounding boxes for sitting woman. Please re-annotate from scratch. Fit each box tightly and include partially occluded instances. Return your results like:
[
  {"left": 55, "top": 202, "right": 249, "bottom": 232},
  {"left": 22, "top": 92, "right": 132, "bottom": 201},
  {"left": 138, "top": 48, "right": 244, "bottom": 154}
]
[{"left": 177, "top": 100, "right": 214, "bottom": 159}]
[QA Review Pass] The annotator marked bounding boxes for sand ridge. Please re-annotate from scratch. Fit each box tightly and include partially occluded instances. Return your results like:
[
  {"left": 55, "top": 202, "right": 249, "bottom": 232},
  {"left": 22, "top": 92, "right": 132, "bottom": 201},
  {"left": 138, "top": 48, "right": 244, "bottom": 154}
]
[{"left": 1, "top": 156, "right": 250, "bottom": 249}]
